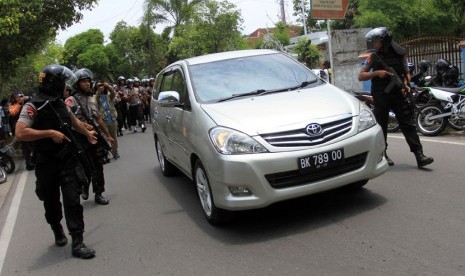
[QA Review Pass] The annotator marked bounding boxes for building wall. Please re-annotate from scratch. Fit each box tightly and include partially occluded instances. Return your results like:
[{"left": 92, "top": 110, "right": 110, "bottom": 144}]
[{"left": 331, "top": 28, "right": 371, "bottom": 92}]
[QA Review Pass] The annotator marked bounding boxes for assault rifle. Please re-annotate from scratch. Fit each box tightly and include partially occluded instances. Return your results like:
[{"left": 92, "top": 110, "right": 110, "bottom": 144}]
[
  {"left": 40, "top": 100, "right": 96, "bottom": 188},
  {"left": 373, "top": 53, "right": 405, "bottom": 94},
  {"left": 72, "top": 101, "right": 112, "bottom": 155}
]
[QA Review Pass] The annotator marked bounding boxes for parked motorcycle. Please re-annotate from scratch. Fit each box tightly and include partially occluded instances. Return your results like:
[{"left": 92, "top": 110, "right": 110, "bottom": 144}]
[
  {"left": 0, "top": 167, "right": 7, "bottom": 184},
  {"left": 415, "top": 86, "right": 465, "bottom": 136},
  {"left": 0, "top": 146, "right": 15, "bottom": 174}
]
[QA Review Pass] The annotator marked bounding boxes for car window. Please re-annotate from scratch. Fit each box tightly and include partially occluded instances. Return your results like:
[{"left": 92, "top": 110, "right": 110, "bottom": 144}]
[
  {"left": 153, "top": 74, "right": 163, "bottom": 99},
  {"left": 172, "top": 70, "right": 190, "bottom": 109},
  {"left": 189, "top": 53, "right": 318, "bottom": 103}
]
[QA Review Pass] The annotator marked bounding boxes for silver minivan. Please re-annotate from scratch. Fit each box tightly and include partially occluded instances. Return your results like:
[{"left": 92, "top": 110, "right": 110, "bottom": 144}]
[{"left": 151, "top": 49, "right": 388, "bottom": 224}]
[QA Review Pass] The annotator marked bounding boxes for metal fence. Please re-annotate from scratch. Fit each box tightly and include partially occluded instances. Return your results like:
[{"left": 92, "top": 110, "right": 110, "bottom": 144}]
[{"left": 399, "top": 36, "right": 464, "bottom": 79}]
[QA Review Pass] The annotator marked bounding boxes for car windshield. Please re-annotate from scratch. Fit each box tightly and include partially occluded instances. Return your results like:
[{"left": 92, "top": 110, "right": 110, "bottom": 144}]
[{"left": 189, "top": 53, "right": 318, "bottom": 103}]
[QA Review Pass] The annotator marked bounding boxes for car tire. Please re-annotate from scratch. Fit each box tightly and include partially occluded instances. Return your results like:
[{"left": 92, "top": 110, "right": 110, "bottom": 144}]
[
  {"left": 155, "top": 137, "right": 177, "bottom": 176},
  {"left": 194, "top": 160, "right": 233, "bottom": 225}
]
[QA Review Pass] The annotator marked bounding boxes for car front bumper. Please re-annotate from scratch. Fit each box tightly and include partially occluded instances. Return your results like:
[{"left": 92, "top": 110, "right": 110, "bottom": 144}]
[{"left": 205, "top": 125, "right": 388, "bottom": 211}]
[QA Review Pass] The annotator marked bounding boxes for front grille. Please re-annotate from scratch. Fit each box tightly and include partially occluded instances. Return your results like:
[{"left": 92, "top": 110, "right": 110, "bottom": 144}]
[
  {"left": 265, "top": 152, "right": 368, "bottom": 189},
  {"left": 260, "top": 116, "right": 352, "bottom": 147}
]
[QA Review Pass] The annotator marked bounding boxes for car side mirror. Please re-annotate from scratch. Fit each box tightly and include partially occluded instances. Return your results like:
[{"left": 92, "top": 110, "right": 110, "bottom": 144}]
[{"left": 158, "top": 91, "right": 181, "bottom": 107}]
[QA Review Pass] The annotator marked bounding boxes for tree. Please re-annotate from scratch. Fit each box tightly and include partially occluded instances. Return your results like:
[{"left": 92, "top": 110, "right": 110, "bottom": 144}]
[
  {"left": 143, "top": 0, "right": 205, "bottom": 37},
  {"left": 168, "top": 0, "right": 246, "bottom": 59},
  {"left": 109, "top": 21, "right": 168, "bottom": 79},
  {"left": 355, "top": 0, "right": 465, "bottom": 39},
  {"left": 63, "top": 29, "right": 105, "bottom": 69},
  {"left": 293, "top": 38, "right": 321, "bottom": 68},
  {"left": 0, "top": 0, "right": 97, "bottom": 93}
]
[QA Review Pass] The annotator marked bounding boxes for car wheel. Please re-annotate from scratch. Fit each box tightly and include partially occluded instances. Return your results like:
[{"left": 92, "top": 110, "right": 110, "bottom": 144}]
[
  {"left": 194, "top": 160, "right": 232, "bottom": 225},
  {"left": 155, "top": 137, "right": 177, "bottom": 176}
]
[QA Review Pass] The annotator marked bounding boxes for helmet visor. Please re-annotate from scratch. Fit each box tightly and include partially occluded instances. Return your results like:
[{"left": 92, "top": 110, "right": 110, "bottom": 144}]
[{"left": 62, "top": 67, "right": 77, "bottom": 87}]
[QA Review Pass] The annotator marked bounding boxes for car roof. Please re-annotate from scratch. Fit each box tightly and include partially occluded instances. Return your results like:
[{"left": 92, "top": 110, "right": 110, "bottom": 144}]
[{"left": 184, "top": 49, "right": 281, "bottom": 66}]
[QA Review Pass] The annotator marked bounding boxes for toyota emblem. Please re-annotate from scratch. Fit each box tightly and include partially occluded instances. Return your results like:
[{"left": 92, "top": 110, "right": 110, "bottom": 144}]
[{"left": 306, "top": 123, "right": 324, "bottom": 136}]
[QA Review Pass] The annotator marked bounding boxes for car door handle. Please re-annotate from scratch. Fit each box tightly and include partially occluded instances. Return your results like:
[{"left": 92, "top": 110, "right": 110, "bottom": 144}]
[{"left": 165, "top": 115, "right": 171, "bottom": 120}]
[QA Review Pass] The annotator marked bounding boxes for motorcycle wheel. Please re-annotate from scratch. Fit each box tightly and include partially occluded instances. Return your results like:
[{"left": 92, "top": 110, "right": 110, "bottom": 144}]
[
  {"left": 387, "top": 111, "right": 400, "bottom": 132},
  {"left": 0, "top": 154, "right": 15, "bottom": 174},
  {"left": 415, "top": 104, "right": 448, "bottom": 136},
  {"left": 447, "top": 117, "right": 465, "bottom": 131},
  {"left": 0, "top": 167, "right": 7, "bottom": 184}
]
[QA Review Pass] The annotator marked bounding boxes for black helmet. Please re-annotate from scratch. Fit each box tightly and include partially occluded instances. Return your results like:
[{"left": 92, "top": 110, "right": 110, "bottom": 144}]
[
  {"left": 419, "top": 60, "right": 431, "bottom": 73},
  {"left": 126, "top": 78, "right": 134, "bottom": 85},
  {"left": 38, "top": 64, "right": 77, "bottom": 100},
  {"left": 118, "top": 76, "right": 126, "bottom": 83},
  {"left": 73, "top": 68, "right": 93, "bottom": 88},
  {"left": 365, "top": 27, "right": 392, "bottom": 48},
  {"left": 435, "top": 59, "right": 451, "bottom": 75},
  {"left": 444, "top": 65, "right": 459, "bottom": 86}
]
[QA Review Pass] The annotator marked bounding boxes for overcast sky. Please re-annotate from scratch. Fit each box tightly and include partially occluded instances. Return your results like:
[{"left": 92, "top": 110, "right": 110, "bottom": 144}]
[{"left": 56, "top": 0, "right": 300, "bottom": 44}]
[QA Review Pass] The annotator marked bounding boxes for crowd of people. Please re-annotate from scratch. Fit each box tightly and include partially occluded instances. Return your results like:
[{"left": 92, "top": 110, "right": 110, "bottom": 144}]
[
  {"left": 8, "top": 66, "right": 154, "bottom": 259},
  {"left": 1, "top": 73, "right": 154, "bottom": 167}
]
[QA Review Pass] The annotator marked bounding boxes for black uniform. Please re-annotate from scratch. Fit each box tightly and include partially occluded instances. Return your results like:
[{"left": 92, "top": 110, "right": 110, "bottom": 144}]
[
  {"left": 26, "top": 99, "right": 85, "bottom": 235},
  {"left": 362, "top": 48, "right": 422, "bottom": 154}
]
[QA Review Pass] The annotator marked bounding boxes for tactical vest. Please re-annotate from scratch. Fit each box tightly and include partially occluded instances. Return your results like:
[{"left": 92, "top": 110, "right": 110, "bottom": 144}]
[
  {"left": 371, "top": 51, "right": 406, "bottom": 93},
  {"left": 31, "top": 100, "right": 71, "bottom": 156}
]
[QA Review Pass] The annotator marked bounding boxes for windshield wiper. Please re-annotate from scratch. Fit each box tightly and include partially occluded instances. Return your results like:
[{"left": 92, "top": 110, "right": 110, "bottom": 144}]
[
  {"left": 217, "top": 89, "right": 266, "bottom": 102},
  {"left": 258, "top": 80, "right": 318, "bottom": 95},
  {"left": 216, "top": 80, "right": 317, "bottom": 102}
]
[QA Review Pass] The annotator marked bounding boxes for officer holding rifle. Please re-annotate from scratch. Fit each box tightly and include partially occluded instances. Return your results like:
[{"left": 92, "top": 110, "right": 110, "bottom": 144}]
[
  {"left": 15, "top": 64, "right": 98, "bottom": 259},
  {"left": 66, "top": 68, "right": 114, "bottom": 205},
  {"left": 358, "top": 27, "right": 434, "bottom": 168}
]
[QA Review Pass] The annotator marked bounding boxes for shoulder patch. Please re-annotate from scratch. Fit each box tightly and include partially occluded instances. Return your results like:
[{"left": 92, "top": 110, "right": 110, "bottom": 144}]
[{"left": 26, "top": 105, "right": 36, "bottom": 119}]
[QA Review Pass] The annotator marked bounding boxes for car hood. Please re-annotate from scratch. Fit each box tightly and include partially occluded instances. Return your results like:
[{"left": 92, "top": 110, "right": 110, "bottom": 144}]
[{"left": 200, "top": 84, "right": 359, "bottom": 135}]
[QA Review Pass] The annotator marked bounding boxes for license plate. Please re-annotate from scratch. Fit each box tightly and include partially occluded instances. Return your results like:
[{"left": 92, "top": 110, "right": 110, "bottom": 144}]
[{"left": 298, "top": 148, "right": 344, "bottom": 173}]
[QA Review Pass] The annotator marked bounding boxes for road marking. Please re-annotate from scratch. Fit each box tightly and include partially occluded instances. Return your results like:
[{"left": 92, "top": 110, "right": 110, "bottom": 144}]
[
  {"left": 0, "top": 170, "right": 28, "bottom": 274},
  {"left": 388, "top": 134, "right": 465, "bottom": 146}
]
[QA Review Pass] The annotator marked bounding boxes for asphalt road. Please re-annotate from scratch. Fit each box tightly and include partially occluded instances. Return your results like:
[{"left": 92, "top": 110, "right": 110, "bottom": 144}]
[{"left": 0, "top": 127, "right": 464, "bottom": 275}]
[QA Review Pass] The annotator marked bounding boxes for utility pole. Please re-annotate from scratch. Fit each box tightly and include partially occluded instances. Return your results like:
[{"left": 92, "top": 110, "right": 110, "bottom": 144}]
[
  {"left": 301, "top": 0, "right": 307, "bottom": 34},
  {"left": 280, "top": 0, "right": 286, "bottom": 23}
]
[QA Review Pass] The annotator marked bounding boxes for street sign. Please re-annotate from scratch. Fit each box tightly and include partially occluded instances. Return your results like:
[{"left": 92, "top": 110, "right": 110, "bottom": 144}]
[{"left": 311, "top": 0, "right": 349, "bottom": 19}]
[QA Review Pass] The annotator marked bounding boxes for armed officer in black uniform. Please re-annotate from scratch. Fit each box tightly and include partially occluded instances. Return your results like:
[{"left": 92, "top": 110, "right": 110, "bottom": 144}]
[
  {"left": 65, "top": 68, "right": 114, "bottom": 205},
  {"left": 15, "top": 64, "right": 98, "bottom": 259},
  {"left": 358, "top": 27, "right": 434, "bottom": 168}
]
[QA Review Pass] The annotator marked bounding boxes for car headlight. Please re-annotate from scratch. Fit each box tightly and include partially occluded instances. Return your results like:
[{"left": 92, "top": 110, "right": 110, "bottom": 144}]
[
  {"left": 209, "top": 127, "right": 269, "bottom": 154},
  {"left": 357, "top": 108, "right": 376, "bottom": 133}
]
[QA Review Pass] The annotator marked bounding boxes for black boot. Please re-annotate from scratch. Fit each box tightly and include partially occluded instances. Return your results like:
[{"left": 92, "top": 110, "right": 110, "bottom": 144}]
[
  {"left": 385, "top": 152, "right": 394, "bottom": 166},
  {"left": 414, "top": 150, "right": 434, "bottom": 168},
  {"left": 71, "top": 233, "right": 95, "bottom": 259},
  {"left": 81, "top": 185, "right": 89, "bottom": 200},
  {"left": 51, "top": 223, "right": 68, "bottom": 247},
  {"left": 95, "top": 194, "right": 109, "bottom": 205}
]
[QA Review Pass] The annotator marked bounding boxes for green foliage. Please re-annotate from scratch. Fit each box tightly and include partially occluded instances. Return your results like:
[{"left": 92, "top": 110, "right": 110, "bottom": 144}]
[
  {"left": 63, "top": 29, "right": 105, "bottom": 68},
  {"left": 109, "top": 21, "right": 168, "bottom": 79},
  {"left": 0, "top": 0, "right": 97, "bottom": 93},
  {"left": 356, "top": 0, "right": 465, "bottom": 39},
  {"left": 273, "top": 22, "right": 291, "bottom": 46},
  {"left": 168, "top": 0, "right": 246, "bottom": 59},
  {"left": 293, "top": 38, "right": 321, "bottom": 68},
  {"left": 144, "top": 0, "right": 206, "bottom": 37}
]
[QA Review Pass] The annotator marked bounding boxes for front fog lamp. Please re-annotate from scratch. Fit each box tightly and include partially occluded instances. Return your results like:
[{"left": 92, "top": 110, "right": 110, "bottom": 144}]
[{"left": 228, "top": 186, "right": 252, "bottom": 197}]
